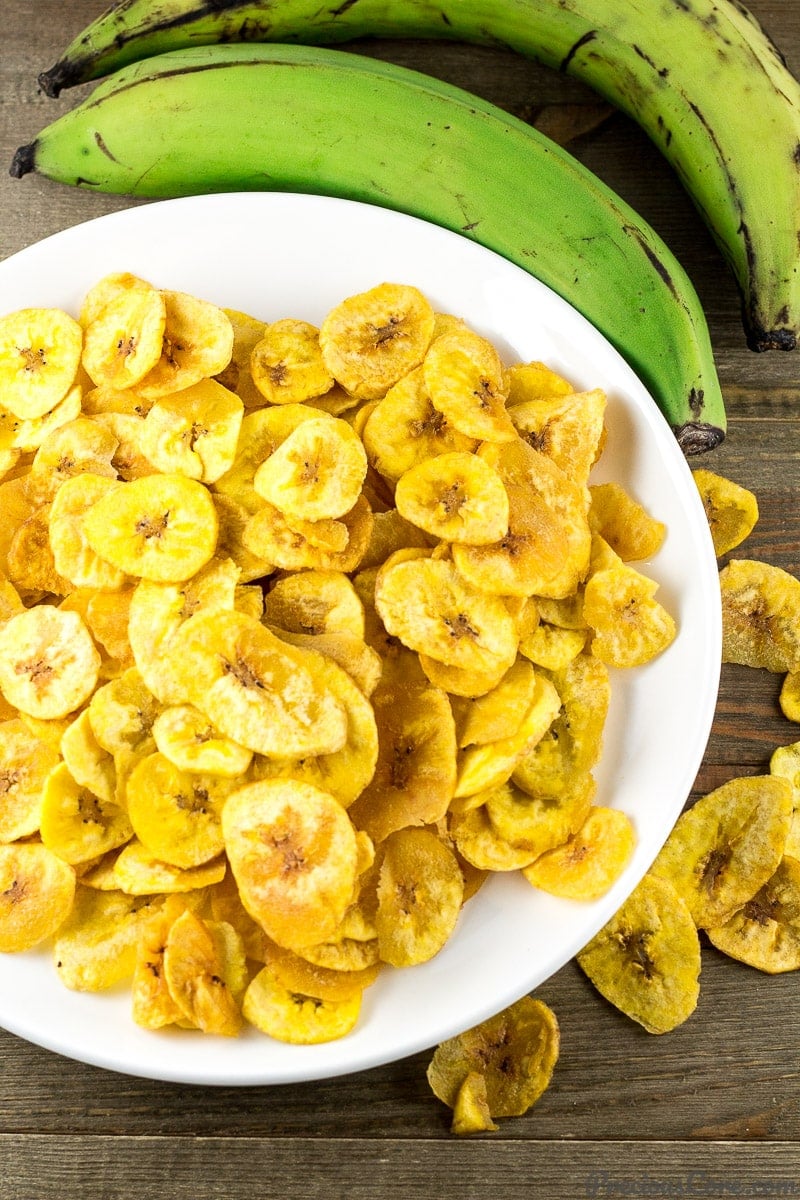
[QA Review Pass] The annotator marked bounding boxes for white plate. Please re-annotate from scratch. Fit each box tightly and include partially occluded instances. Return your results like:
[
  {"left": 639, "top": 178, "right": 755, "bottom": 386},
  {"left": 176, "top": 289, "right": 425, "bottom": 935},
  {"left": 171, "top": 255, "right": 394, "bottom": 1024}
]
[{"left": 0, "top": 193, "right": 720, "bottom": 1085}]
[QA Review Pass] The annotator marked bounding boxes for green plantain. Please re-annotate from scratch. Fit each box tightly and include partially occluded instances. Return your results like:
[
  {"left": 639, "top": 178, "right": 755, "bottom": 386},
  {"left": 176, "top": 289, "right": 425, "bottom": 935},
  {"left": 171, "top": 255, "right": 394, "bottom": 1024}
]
[
  {"left": 11, "top": 43, "right": 726, "bottom": 452},
  {"left": 34, "top": 0, "right": 800, "bottom": 354}
]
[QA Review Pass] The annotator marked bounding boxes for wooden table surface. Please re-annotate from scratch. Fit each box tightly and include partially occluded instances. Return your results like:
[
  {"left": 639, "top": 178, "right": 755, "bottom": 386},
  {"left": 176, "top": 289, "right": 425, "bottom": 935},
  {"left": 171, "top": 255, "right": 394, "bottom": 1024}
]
[{"left": 2, "top": 2, "right": 800, "bottom": 1197}]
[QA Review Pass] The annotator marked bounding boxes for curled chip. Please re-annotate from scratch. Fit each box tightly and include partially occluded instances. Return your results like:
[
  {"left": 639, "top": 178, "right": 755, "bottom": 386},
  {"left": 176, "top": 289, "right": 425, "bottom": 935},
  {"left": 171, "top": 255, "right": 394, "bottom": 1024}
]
[
  {"left": 250, "top": 317, "right": 334, "bottom": 405},
  {"left": 0, "top": 842, "right": 76, "bottom": 952},
  {"left": 522, "top": 806, "right": 636, "bottom": 901},
  {"left": 163, "top": 908, "right": 244, "bottom": 1036},
  {"left": 152, "top": 704, "right": 253, "bottom": 778},
  {"left": 134, "top": 288, "right": 234, "bottom": 399},
  {"left": 242, "top": 965, "right": 362, "bottom": 1043},
  {"left": 423, "top": 327, "right": 515, "bottom": 444},
  {"left": 263, "top": 569, "right": 365, "bottom": 639},
  {"left": 40, "top": 761, "right": 133, "bottom": 865},
  {"left": 0, "top": 306, "right": 83, "bottom": 419},
  {"left": 48, "top": 472, "right": 129, "bottom": 591},
  {"left": 125, "top": 752, "right": 232, "bottom": 868},
  {"left": 576, "top": 872, "right": 701, "bottom": 1034},
  {"left": 222, "top": 779, "right": 360, "bottom": 949},
  {"left": 83, "top": 472, "right": 219, "bottom": 583},
  {"left": 253, "top": 416, "right": 367, "bottom": 521},
  {"left": 394, "top": 451, "right": 509, "bottom": 545},
  {"left": 705, "top": 856, "right": 800, "bottom": 973},
  {"left": 374, "top": 827, "right": 464, "bottom": 966},
  {"left": 720, "top": 559, "right": 800, "bottom": 673},
  {"left": 0, "top": 719, "right": 61, "bottom": 843},
  {"left": 0, "top": 606, "right": 100, "bottom": 720},
  {"left": 375, "top": 554, "right": 518, "bottom": 676},
  {"left": 692, "top": 468, "right": 759, "bottom": 557},
  {"left": 588, "top": 482, "right": 666, "bottom": 562},
  {"left": 650, "top": 775, "right": 793, "bottom": 928},
  {"left": 427, "top": 995, "right": 559, "bottom": 1120},
  {"left": 320, "top": 282, "right": 435, "bottom": 400}
]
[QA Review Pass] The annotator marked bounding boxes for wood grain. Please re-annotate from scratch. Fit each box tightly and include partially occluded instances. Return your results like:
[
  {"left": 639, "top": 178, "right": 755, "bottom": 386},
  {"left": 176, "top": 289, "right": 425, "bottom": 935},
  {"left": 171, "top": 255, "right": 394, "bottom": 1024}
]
[{"left": 1, "top": 2, "right": 800, "bottom": 1196}]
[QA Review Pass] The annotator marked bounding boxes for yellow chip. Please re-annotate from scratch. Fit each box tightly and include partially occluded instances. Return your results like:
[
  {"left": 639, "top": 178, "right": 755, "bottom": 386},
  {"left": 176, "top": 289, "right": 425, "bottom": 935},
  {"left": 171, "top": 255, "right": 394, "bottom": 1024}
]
[
  {"left": 253, "top": 415, "right": 367, "bottom": 521},
  {"left": 650, "top": 775, "right": 794, "bottom": 928},
  {"left": 215, "top": 306, "right": 267, "bottom": 409},
  {"left": 0, "top": 606, "right": 100, "bottom": 719},
  {"left": 131, "top": 894, "right": 197, "bottom": 1028},
  {"left": 139, "top": 377, "right": 244, "bottom": 483},
  {"left": 78, "top": 271, "right": 155, "bottom": 327},
  {"left": 0, "top": 841, "right": 76, "bottom": 952},
  {"left": 134, "top": 289, "right": 234, "bottom": 399},
  {"left": 6, "top": 503, "right": 72, "bottom": 597},
  {"left": 163, "top": 908, "right": 243, "bottom": 1036},
  {"left": 83, "top": 472, "right": 219, "bottom": 582},
  {"left": 705, "top": 855, "right": 800, "bottom": 973},
  {"left": 448, "top": 803, "right": 541, "bottom": 872},
  {"left": 423, "top": 327, "right": 515, "bottom": 444},
  {"left": 485, "top": 773, "right": 596, "bottom": 859},
  {"left": 250, "top": 317, "right": 334, "bottom": 405},
  {"left": 0, "top": 306, "right": 83, "bottom": 419},
  {"left": 588, "top": 481, "right": 667, "bottom": 562},
  {"left": 125, "top": 752, "right": 232, "bottom": 868},
  {"left": 263, "top": 569, "right": 365, "bottom": 639},
  {"left": 87, "top": 667, "right": 161, "bottom": 760},
  {"left": 48, "top": 472, "right": 129, "bottom": 591},
  {"left": 453, "top": 658, "right": 538, "bottom": 748},
  {"left": 212, "top": 492, "right": 275, "bottom": 583},
  {"left": 222, "top": 778, "right": 360, "bottom": 950},
  {"left": 374, "top": 827, "right": 464, "bottom": 966},
  {"left": 151, "top": 704, "right": 253, "bottom": 778},
  {"left": 90, "top": 410, "right": 156, "bottom": 481},
  {"left": 113, "top": 839, "right": 227, "bottom": 894},
  {"left": 40, "top": 761, "right": 133, "bottom": 865},
  {"left": 319, "top": 282, "right": 435, "bottom": 400},
  {"left": 720, "top": 559, "right": 800, "bottom": 673},
  {"left": 0, "top": 718, "right": 61, "bottom": 842},
  {"left": 53, "top": 887, "right": 160, "bottom": 991},
  {"left": 576, "top": 872, "right": 701, "bottom": 1033},
  {"left": 60, "top": 708, "right": 116, "bottom": 805},
  {"left": 347, "top": 672, "right": 458, "bottom": 843},
  {"left": 243, "top": 493, "right": 374, "bottom": 575},
  {"left": 27, "top": 415, "right": 118, "bottom": 505},
  {"left": 450, "top": 1071, "right": 499, "bottom": 1135},
  {"left": 427, "top": 995, "right": 559, "bottom": 1119},
  {"left": 583, "top": 560, "right": 676, "bottom": 668},
  {"left": 519, "top": 622, "right": 587, "bottom": 671},
  {"left": 269, "top": 627, "right": 382, "bottom": 699},
  {"left": 213, "top": 403, "right": 327, "bottom": 514},
  {"left": 375, "top": 554, "right": 518, "bottom": 676},
  {"left": 81, "top": 281, "right": 167, "bottom": 390},
  {"left": 0, "top": 383, "right": 82, "bottom": 454},
  {"left": 522, "top": 805, "right": 636, "bottom": 901},
  {"left": 242, "top": 964, "right": 362, "bottom": 1043},
  {"left": 264, "top": 939, "right": 380, "bottom": 1001},
  {"left": 506, "top": 360, "right": 574, "bottom": 405},
  {"left": 510, "top": 388, "right": 607, "bottom": 486},
  {"left": 692, "top": 468, "right": 759, "bottom": 557},
  {"left": 163, "top": 608, "right": 347, "bottom": 758},
  {"left": 394, "top": 451, "right": 509, "bottom": 545}
]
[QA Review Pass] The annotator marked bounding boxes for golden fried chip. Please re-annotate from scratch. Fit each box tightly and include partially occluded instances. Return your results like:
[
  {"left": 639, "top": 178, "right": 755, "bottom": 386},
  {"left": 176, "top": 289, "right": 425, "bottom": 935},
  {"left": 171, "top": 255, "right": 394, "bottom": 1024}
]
[
  {"left": 134, "top": 289, "right": 234, "bottom": 399},
  {"left": 720, "top": 559, "right": 800, "bottom": 673},
  {"left": 692, "top": 468, "right": 759, "bottom": 557},
  {"left": 48, "top": 472, "right": 129, "bottom": 591},
  {"left": 113, "top": 840, "right": 226, "bottom": 894},
  {"left": 126, "top": 752, "right": 233, "bottom": 868},
  {"left": 263, "top": 569, "right": 365, "bottom": 639},
  {"left": 0, "top": 383, "right": 82, "bottom": 454},
  {"left": 780, "top": 673, "right": 800, "bottom": 724},
  {"left": 347, "top": 672, "right": 457, "bottom": 843},
  {"left": 394, "top": 451, "right": 509, "bottom": 545},
  {"left": 650, "top": 775, "right": 793, "bottom": 928},
  {"left": 427, "top": 995, "right": 559, "bottom": 1118},
  {"left": 424, "top": 327, "right": 515, "bottom": 444},
  {"left": 519, "top": 622, "right": 587, "bottom": 671},
  {"left": 215, "top": 306, "right": 267, "bottom": 409},
  {"left": 163, "top": 908, "right": 243, "bottom": 1036},
  {"left": 253, "top": 415, "right": 367, "bottom": 522},
  {"left": 523, "top": 805, "right": 636, "bottom": 901},
  {"left": 140, "top": 377, "right": 243, "bottom": 483},
  {"left": 453, "top": 659, "right": 538, "bottom": 748},
  {"left": 320, "top": 282, "right": 435, "bottom": 400},
  {"left": 583, "top": 560, "right": 676, "bottom": 669},
  {"left": 163, "top": 609, "right": 347, "bottom": 758},
  {"left": 243, "top": 493, "right": 373, "bottom": 574},
  {"left": 0, "top": 606, "right": 100, "bottom": 719},
  {"left": 0, "top": 718, "right": 60, "bottom": 842},
  {"left": 506, "top": 361, "right": 574, "bottom": 405},
  {"left": 40, "top": 762, "right": 133, "bottom": 865},
  {"left": 264, "top": 940, "right": 379, "bottom": 1001},
  {"left": 510, "top": 388, "right": 606, "bottom": 486},
  {"left": 242, "top": 964, "right": 362, "bottom": 1043},
  {"left": 450, "top": 1071, "right": 499, "bottom": 1135},
  {"left": 576, "top": 872, "right": 701, "bottom": 1033},
  {"left": 83, "top": 472, "right": 219, "bottom": 583},
  {"left": 212, "top": 492, "right": 275, "bottom": 583},
  {"left": 375, "top": 554, "right": 517, "bottom": 675},
  {"left": 0, "top": 841, "right": 76, "bottom": 952},
  {"left": 223, "top": 779, "right": 360, "bottom": 949},
  {"left": 705, "top": 855, "right": 800, "bottom": 973},
  {"left": 53, "top": 887, "right": 160, "bottom": 991},
  {"left": 87, "top": 667, "right": 160, "bottom": 760},
  {"left": 374, "top": 827, "right": 464, "bottom": 966},
  {"left": 588, "top": 481, "right": 667, "bottom": 562},
  {"left": 131, "top": 895, "right": 192, "bottom": 1028},
  {"left": 213, "top": 403, "right": 326, "bottom": 513},
  {"left": 485, "top": 773, "right": 596, "bottom": 859},
  {"left": 27, "top": 415, "right": 118, "bottom": 505},
  {"left": 448, "top": 802, "right": 540, "bottom": 872},
  {"left": 0, "top": 306, "right": 83, "bottom": 419},
  {"left": 60, "top": 708, "right": 116, "bottom": 805},
  {"left": 151, "top": 704, "right": 252, "bottom": 778},
  {"left": 7, "top": 503, "right": 72, "bottom": 596},
  {"left": 81, "top": 281, "right": 167, "bottom": 390},
  {"left": 250, "top": 317, "right": 334, "bottom": 405}
]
